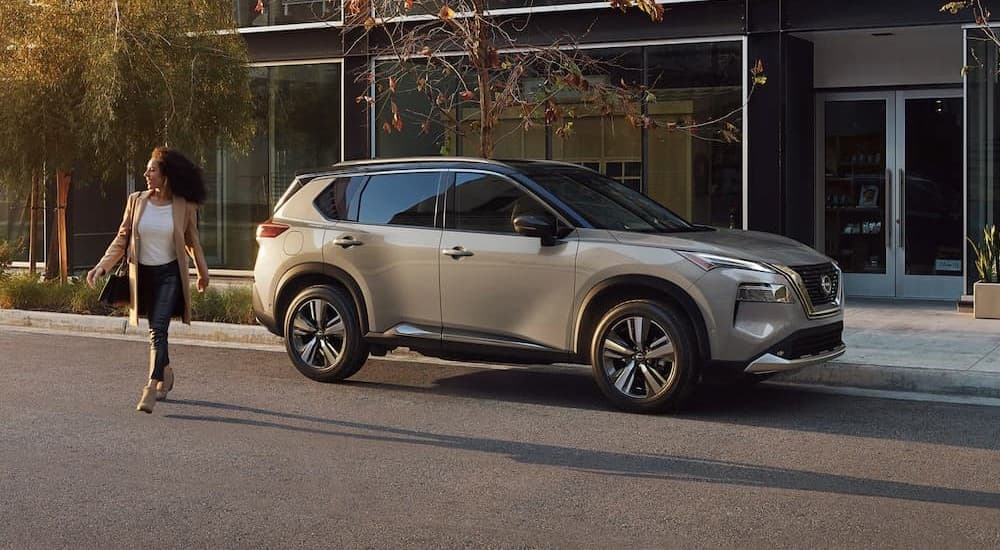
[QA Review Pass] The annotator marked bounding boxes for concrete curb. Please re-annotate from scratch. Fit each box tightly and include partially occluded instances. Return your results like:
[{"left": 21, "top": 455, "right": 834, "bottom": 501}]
[
  {"left": 0, "top": 309, "right": 283, "bottom": 347},
  {"left": 4, "top": 308, "right": 1000, "bottom": 401},
  {"left": 773, "top": 362, "right": 1000, "bottom": 400}
]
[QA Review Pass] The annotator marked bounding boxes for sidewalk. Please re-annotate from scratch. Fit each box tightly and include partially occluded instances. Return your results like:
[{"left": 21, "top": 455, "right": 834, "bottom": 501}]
[{"left": 3, "top": 299, "right": 1000, "bottom": 400}]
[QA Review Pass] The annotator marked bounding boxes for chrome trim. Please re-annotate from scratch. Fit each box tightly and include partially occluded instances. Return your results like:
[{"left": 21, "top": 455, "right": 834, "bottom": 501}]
[
  {"left": 744, "top": 344, "right": 846, "bottom": 374},
  {"left": 382, "top": 323, "right": 439, "bottom": 339},
  {"left": 771, "top": 264, "right": 842, "bottom": 320},
  {"left": 441, "top": 331, "right": 555, "bottom": 351}
]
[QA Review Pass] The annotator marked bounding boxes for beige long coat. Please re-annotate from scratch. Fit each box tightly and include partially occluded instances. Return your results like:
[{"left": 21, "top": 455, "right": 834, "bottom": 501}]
[{"left": 96, "top": 190, "right": 209, "bottom": 326}]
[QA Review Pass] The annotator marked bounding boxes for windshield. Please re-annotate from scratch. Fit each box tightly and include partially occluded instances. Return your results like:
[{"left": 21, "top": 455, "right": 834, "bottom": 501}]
[{"left": 528, "top": 168, "right": 697, "bottom": 233}]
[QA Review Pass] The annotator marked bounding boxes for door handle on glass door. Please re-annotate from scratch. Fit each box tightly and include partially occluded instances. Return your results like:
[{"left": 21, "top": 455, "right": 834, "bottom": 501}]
[
  {"left": 885, "top": 169, "right": 892, "bottom": 249},
  {"left": 898, "top": 168, "right": 905, "bottom": 250}
]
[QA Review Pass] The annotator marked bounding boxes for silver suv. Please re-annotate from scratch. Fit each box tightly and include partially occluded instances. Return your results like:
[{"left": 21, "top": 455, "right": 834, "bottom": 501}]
[{"left": 252, "top": 158, "right": 845, "bottom": 413}]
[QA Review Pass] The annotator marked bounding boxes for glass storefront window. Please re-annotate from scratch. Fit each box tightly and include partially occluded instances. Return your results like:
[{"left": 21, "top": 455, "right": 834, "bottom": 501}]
[
  {"left": 374, "top": 41, "right": 744, "bottom": 229},
  {"left": 966, "top": 29, "right": 1000, "bottom": 291},
  {"left": 549, "top": 48, "right": 643, "bottom": 191},
  {"left": 203, "top": 62, "right": 343, "bottom": 270},
  {"left": 375, "top": 62, "right": 460, "bottom": 157},
  {"left": 645, "top": 42, "right": 743, "bottom": 228},
  {"left": 236, "top": 0, "right": 342, "bottom": 28}
]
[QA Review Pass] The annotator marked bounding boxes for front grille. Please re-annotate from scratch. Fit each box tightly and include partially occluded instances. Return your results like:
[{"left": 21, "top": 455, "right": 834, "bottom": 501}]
[
  {"left": 789, "top": 262, "right": 840, "bottom": 307},
  {"left": 767, "top": 321, "right": 844, "bottom": 360}
]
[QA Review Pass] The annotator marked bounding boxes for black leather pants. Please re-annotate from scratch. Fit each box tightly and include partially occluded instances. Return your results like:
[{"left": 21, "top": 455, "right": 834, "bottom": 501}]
[{"left": 139, "top": 260, "right": 181, "bottom": 382}]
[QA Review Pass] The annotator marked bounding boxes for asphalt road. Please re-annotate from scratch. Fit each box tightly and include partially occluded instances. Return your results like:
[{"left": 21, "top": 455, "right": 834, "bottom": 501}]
[{"left": 2, "top": 328, "right": 999, "bottom": 548}]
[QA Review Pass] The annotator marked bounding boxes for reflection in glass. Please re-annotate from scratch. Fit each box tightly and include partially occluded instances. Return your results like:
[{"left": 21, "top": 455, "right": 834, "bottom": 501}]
[
  {"left": 374, "top": 41, "right": 745, "bottom": 228},
  {"left": 203, "top": 63, "right": 342, "bottom": 270},
  {"left": 823, "top": 100, "right": 887, "bottom": 274},
  {"left": 236, "top": 0, "right": 342, "bottom": 27},
  {"left": 966, "top": 30, "right": 1000, "bottom": 292},
  {"left": 903, "top": 98, "right": 963, "bottom": 276},
  {"left": 645, "top": 42, "right": 743, "bottom": 228}
]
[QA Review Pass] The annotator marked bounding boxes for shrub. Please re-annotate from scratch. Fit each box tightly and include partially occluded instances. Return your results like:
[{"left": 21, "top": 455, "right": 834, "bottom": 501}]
[
  {"left": 0, "top": 274, "right": 253, "bottom": 323},
  {"left": 968, "top": 224, "right": 999, "bottom": 283},
  {"left": 0, "top": 239, "right": 24, "bottom": 276},
  {"left": 190, "top": 284, "right": 255, "bottom": 324}
]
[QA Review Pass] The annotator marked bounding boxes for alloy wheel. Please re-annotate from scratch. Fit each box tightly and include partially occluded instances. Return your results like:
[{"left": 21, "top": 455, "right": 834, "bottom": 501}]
[
  {"left": 600, "top": 315, "right": 677, "bottom": 399},
  {"left": 290, "top": 298, "right": 346, "bottom": 369}
]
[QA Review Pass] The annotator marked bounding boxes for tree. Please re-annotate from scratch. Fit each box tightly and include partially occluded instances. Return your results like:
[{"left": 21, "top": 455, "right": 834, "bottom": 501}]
[
  {"left": 0, "top": 1, "right": 255, "bottom": 194},
  {"left": 344, "top": 0, "right": 764, "bottom": 159}
]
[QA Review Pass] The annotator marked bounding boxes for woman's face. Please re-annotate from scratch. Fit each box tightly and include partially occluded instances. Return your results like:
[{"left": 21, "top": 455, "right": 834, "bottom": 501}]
[{"left": 144, "top": 159, "right": 167, "bottom": 193}]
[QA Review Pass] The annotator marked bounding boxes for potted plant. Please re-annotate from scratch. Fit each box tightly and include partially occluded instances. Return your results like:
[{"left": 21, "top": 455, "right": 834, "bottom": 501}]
[{"left": 968, "top": 224, "right": 1000, "bottom": 319}]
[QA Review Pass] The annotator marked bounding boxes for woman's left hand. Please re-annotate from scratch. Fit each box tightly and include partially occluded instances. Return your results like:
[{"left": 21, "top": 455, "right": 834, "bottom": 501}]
[{"left": 197, "top": 275, "right": 209, "bottom": 292}]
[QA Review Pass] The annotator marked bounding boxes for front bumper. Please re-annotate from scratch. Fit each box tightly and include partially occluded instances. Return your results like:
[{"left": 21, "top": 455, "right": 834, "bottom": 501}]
[
  {"left": 743, "top": 319, "right": 845, "bottom": 373},
  {"left": 745, "top": 344, "right": 846, "bottom": 374}
]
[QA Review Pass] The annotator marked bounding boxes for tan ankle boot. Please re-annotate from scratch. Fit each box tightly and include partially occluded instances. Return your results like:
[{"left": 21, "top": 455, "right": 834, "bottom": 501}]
[
  {"left": 137, "top": 387, "right": 156, "bottom": 413},
  {"left": 156, "top": 367, "right": 174, "bottom": 401}
]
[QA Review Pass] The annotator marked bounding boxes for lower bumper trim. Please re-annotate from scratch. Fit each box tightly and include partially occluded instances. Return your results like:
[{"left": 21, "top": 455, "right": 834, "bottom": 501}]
[{"left": 744, "top": 344, "right": 846, "bottom": 374}]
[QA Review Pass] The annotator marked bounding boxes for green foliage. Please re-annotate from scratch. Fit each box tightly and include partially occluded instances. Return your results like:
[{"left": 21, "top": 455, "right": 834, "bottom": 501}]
[
  {"left": 968, "top": 224, "right": 1000, "bottom": 283},
  {"left": 0, "top": 274, "right": 254, "bottom": 324},
  {"left": 0, "top": 239, "right": 24, "bottom": 276},
  {"left": 0, "top": 1, "right": 255, "bottom": 193},
  {"left": 190, "top": 285, "right": 255, "bottom": 324}
]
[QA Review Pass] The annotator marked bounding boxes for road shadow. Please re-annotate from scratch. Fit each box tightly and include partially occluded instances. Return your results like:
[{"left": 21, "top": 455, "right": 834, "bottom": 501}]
[
  {"left": 164, "top": 398, "right": 1000, "bottom": 510},
  {"left": 345, "top": 360, "right": 1000, "bottom": 451}
]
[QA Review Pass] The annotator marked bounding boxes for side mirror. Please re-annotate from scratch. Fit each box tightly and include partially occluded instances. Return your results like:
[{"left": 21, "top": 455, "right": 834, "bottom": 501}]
[{"left": 513, "top": 214, "right": 558, "bottom": 246}]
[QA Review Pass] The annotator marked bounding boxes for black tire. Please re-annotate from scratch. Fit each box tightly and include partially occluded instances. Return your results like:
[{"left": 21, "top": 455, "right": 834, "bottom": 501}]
[
  {"left": 590, "top": 300, "right": 698, "bottom": 413},
  {"left": 283, "top": 285, "right": 369, "bottom": 382}
]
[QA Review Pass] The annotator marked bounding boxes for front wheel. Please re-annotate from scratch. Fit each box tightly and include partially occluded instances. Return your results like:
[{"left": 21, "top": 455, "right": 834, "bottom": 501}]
[
  {"left": 283, "top": 285, "right": 369, "bottom": 382},
  {"left": 590, "top": 300, "right": 698, "bottom": 413}
]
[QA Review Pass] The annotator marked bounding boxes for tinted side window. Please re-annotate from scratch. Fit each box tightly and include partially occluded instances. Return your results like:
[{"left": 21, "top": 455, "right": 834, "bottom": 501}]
[
  {"left": 314, "top": 176, "right": 366, "bottom": 221},
  {"left": 357, "top": 172, "right": 442, "bottom": 228},
  {"left": 452, "top": 172, "right": 547, "bottom": 234}
]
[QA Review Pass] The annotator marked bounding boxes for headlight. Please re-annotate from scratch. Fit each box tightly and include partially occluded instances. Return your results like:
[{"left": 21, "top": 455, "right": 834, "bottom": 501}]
[
  {"left": 676, "top": 251, "right": 774, "bottom": 273},
  {"left": 737, "top": 283, "right": 791, "bottom": 303}
]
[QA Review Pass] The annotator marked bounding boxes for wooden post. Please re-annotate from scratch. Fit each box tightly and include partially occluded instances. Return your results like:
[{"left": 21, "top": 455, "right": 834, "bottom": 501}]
[
  {"left": 28, "top": 173, "right": 37, "bottom": 275},
  {"left": 55, "top": 170, "right": 71, "bottom": 284}
]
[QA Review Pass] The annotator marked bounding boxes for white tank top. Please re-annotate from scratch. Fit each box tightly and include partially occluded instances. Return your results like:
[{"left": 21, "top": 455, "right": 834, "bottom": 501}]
[{"left": 137, "top": 202, "right": 177, "bottom": 266}]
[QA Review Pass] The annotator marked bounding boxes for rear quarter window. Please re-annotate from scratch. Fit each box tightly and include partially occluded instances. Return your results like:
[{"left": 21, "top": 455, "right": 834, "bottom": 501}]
[{"left": 314, "top": 175, "right": 367, "bottom": 221}]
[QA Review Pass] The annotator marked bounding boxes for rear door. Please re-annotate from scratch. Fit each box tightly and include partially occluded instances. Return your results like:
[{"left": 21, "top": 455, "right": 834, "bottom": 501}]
[
  {"left": 321, "top": 170, "right": 444, "bottom": 336},
  {"left": 439, "top": 170, "right": 578, "bottom": 353}
]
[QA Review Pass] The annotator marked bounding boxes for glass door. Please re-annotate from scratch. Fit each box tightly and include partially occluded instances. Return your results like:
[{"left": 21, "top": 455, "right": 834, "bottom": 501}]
[
  {"left": 819, "top": 93, "right": 894, "bottom": 297},
  {"left": 818, "top": 91, "right": 965, "bottom": 300},
  {"left": 894, "top": 91, "right": 964, "bottom": 299}
]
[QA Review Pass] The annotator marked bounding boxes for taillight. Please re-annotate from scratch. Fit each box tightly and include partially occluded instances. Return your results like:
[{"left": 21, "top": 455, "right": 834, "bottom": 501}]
[{"left": 256, "top": 221, "right": 290, "bottom": 239}]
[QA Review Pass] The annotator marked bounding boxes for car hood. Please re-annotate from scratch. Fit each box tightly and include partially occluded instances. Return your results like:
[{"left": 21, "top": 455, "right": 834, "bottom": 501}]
[{"left": 608, "top": 228, "right": 831, "bottom": 267}]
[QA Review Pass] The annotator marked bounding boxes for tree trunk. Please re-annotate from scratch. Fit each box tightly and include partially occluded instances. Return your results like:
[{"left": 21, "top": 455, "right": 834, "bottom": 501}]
[
  {"left": 471, "top": 5, "right": 494, "bottom": 159},
  {"left": 56, "top": 170, "right": 71, "bottom": 283},
  {"left": 28, "top": 173, "right": 38, "bottom": 275}
]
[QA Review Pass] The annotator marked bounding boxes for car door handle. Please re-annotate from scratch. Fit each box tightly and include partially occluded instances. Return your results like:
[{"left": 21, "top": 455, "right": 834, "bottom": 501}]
[
  {"left": 333, "top": 236, "right": 363, "bottom": 248},
  {"left": 442, "top": 246, "right": 474, "bottom": 258}
]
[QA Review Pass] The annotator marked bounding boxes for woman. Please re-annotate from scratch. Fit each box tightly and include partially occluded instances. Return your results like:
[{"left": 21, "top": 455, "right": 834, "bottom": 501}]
[{"left": 86, "top": 147, "right": 210, "bottom": 413}]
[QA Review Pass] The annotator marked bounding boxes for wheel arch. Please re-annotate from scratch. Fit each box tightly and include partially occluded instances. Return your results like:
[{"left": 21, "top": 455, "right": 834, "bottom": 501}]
[
  {"left": 273, "top": 262, "right": 369, "bottom": 338},
  {"left": 573, "top": 275, "right": 711, "bottom": 365}
]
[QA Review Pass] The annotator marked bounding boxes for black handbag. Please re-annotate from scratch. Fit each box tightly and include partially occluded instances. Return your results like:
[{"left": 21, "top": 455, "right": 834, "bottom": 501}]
[{"left": 98, "top": 261, "right": 130, "bottom": 307}]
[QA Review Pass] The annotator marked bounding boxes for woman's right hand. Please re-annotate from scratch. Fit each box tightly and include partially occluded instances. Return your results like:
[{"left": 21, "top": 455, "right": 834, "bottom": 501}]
[{"left": 85, "top": 266, "right": 106, "bottom": 289}]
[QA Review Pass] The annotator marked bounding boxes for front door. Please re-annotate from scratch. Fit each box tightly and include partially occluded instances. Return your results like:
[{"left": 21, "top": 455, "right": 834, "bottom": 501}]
[
  {"left": 439, "top": 171, "right": 578, "bottom": 353},
  {"left": 817, "top": 91, "right": 964, "bottom": 299}
]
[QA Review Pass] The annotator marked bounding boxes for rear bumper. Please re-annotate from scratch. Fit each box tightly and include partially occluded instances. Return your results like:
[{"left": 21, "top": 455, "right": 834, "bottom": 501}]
[{"left": 252, "top": 284, "right": 281, "bottom": 336}]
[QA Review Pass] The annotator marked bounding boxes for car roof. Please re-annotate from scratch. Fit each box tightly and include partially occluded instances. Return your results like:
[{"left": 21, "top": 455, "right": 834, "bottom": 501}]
[{"left": 294, "top": 157, "right": 589, "bottom": 180}]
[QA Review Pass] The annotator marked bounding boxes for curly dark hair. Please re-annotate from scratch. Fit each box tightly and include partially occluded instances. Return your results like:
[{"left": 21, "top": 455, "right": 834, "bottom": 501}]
[{"left": 151, "top": 146, "right": 206, "bottom": 204}]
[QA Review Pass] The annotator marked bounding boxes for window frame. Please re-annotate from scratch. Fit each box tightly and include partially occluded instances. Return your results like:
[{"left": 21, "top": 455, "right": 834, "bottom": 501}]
[
  {"left": 348, "top": 169, "right": 447, "bottom": 229},
  {"left": 444, "top": 169, "right": 574, "bottom": 236}
]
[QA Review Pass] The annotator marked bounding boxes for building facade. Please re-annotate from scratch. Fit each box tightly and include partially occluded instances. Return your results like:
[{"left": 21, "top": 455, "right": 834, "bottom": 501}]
[{"left": 3, "top": 0, "right": 998, "bottom": 300}]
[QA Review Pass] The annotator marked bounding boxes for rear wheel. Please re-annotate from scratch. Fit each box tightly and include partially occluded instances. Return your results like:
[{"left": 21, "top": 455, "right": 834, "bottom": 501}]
[
  {"left": 590, "top": 300, "right": 698, "bottom": 413},
  {"left": 283, "top": 285, "right": 369, "bottom": 382}
]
